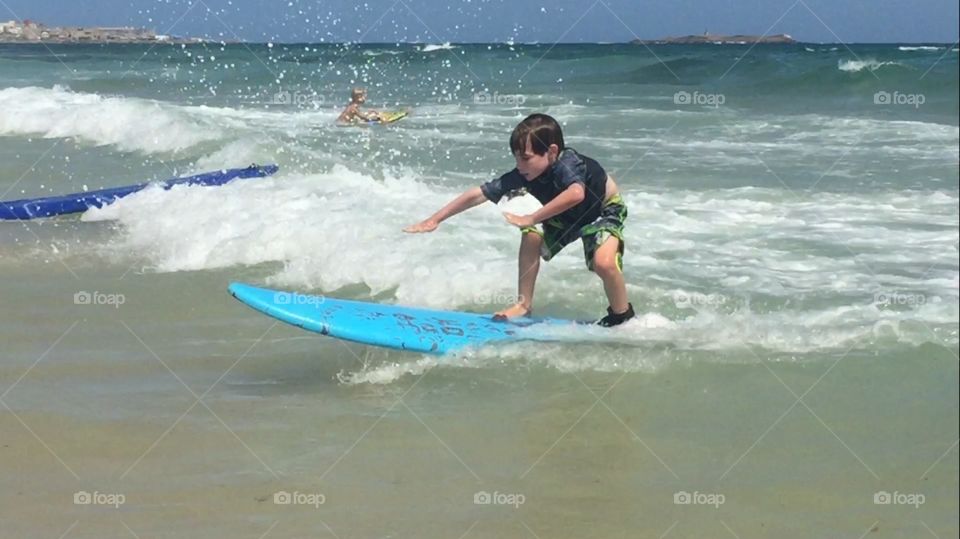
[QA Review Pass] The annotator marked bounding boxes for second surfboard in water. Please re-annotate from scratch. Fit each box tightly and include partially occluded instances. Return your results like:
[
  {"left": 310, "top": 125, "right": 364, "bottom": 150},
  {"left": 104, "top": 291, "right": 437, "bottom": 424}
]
[{"left": 0, "top": 164, "right": 279, "bottom": 220}]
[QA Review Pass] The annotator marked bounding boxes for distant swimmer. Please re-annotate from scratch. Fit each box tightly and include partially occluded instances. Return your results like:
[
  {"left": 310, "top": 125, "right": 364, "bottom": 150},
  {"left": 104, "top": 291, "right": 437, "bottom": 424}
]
[{"left": 337, "top": 87, "right": 383, "bottom": 124}]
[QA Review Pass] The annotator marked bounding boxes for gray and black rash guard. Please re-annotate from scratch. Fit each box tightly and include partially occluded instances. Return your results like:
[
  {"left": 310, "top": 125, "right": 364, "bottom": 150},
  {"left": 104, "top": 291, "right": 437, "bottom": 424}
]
[{"left": 480, "top": 148, "right": 608, "bottom": 232}]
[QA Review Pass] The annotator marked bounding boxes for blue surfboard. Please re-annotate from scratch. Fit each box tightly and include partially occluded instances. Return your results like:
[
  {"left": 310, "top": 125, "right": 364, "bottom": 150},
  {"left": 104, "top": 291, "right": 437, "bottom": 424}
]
[
  {"left": 1, "top": 164, "right": 278, "bottom": 220},
  {"left": 228, "top": 282, "right": 579, "bottom": 354}
]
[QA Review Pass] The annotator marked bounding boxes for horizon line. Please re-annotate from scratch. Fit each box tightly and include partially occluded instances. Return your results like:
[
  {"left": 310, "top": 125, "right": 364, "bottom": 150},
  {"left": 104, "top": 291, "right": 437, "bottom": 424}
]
[{"left": 4, "top": 39, "right": 957, "bottom": 45}]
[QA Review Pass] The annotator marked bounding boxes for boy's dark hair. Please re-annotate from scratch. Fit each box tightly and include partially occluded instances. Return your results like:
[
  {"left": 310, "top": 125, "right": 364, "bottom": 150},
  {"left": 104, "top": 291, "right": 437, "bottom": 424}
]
[{"left": 509, "top": 113, "right": 565, "bottom": 156}]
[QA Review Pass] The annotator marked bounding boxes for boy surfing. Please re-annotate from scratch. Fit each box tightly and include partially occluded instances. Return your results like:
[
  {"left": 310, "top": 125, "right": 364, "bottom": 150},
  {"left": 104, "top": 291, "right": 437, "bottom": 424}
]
[{"left": 404, "top": 113, "right": 634, "bottom": 327}]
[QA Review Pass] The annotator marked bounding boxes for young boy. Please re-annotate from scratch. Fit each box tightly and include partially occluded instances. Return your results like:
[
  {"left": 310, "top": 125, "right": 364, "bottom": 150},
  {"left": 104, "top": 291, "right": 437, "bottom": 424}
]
[
  {"left": 337, "top": 87, "right": 382, "bottom": 123},
  {"left": 404, "top": 113, "right": 635, "bottom": 327}
]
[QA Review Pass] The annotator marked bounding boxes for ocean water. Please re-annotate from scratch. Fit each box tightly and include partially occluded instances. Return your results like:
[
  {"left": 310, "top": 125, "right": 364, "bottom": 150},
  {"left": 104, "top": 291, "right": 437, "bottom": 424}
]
[{"left": 0, "top": 42, "right": 957, "bottom": 538}]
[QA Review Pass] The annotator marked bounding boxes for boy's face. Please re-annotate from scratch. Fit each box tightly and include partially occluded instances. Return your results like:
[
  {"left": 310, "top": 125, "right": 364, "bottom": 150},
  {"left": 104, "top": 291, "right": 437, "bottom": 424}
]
[
  {"left": 353, "top": 92, "right": 366, "bottom": 104},
  {"left": 514, "top": 142, "right": 559, "bottom": 181}
]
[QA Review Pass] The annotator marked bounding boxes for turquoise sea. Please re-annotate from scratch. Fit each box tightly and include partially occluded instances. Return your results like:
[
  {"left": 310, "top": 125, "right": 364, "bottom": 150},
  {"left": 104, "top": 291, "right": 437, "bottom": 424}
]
[{"left": 0, "top": 42, "right": 958, "bottom": 537}]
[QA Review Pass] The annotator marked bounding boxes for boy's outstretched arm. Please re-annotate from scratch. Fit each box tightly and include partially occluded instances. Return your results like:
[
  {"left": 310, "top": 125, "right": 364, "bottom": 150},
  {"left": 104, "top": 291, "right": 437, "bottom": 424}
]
[{"left": 404, "top": 187, "right": 488, "bottom": 233}]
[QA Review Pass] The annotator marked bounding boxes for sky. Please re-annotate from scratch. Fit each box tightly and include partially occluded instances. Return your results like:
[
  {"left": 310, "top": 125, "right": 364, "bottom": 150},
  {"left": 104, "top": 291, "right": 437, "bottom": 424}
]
[{"left": 2, "top": 0, "right": 958, "bottom": 43}]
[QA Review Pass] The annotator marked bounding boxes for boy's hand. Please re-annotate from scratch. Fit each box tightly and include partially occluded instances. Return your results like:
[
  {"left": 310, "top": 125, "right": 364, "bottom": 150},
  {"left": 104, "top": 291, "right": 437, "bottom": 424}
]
[
  {"left": 503, "top": 212, "right": 535, "bottom": 228},
  {"left": 403, "top": 219, "right": 439, "bottom": 233}
]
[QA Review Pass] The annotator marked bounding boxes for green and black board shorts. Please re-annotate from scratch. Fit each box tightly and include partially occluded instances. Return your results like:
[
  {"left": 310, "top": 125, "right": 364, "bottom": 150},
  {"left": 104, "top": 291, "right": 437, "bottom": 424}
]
[{"left": 520, "top": 193, "right": 628, "bottom": 272}]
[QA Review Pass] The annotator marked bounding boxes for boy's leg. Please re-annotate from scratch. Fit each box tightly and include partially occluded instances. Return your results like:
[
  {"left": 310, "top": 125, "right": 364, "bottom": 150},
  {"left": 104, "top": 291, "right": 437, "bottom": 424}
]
[
  {"left": 593, "top": 235, "right": 629, "bottom": 314},
  {"left": 582, "top": 195, "right": 632, "bottom": 324},
  {"left": 494, "top": 230, "right": 542, "bottom": 318}
]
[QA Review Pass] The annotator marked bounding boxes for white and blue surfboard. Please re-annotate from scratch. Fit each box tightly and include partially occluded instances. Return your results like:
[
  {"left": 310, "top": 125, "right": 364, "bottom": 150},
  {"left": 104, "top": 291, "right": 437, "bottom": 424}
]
[{"left": 228, "top": 282, "right": 577, "bottom": 354}]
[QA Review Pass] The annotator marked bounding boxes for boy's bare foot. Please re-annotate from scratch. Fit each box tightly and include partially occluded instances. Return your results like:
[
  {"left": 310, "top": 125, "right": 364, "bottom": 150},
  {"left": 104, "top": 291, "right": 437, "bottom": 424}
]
[{"left": 492, "top": 303, "right": 532, "bottom": 320}]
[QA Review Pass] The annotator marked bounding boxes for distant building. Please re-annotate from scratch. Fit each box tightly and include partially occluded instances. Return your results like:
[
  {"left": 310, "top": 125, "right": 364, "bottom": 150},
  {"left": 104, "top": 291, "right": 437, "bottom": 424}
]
[
  {"left": 0, "top": 19, "right": 192, "bottom": 43},
  {"left": 0, "top": 20, "right": 22, "bottom": 35},
  {"left": 66, "top": 28, "right": 97, "bottom": 41}
]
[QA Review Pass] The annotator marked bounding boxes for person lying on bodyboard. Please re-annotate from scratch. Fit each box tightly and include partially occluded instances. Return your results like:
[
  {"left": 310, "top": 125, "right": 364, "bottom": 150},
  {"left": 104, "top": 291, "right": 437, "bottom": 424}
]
[{"left": 337, "top": 87, "right": 384, "bottom": 124}]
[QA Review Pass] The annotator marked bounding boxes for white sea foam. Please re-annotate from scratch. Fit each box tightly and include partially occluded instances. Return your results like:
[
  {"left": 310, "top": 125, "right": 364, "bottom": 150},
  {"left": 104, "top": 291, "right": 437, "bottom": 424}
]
[
  {"left": 421, "top": 43, "right": 457, "bottom": 52},
  {"left": 837, "top": 59, "right": 905, "bottom": 72},
  {"left": 362, "top": 49, "right": 403, "bottom": 56},
  {"left": 0, "top": 85, "right": 339, "bottom": 156},
  {"left": 338, "top": 297, "right": 959, "bottom": 384},
  {"left": 0, "top": 86, "right": 223, "bottom": 153}
]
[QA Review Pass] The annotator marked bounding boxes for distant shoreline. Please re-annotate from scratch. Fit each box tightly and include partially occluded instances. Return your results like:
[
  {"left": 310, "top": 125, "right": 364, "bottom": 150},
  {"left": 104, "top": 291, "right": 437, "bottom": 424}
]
[
  {"left": 0, "top": 40, "right": 956, "bottom": 46},
  {"left": 0, "top": 38, "right": 205, "bottom": 44},
  {"left": 0, "top": 20, "right": 203, "bottom": 44},
  {"left": 0, "top": 22, "right": 956, "bottom": 47},
  {"left": 2, "top": 19, "right": 957, "bottom": 45}
]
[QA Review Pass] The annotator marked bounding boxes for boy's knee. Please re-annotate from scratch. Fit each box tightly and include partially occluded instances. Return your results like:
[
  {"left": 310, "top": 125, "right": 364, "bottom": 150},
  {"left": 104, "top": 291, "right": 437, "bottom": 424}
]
[
  {"left": 521, "top": 229, "right": 543, "bottom": 244},
  {"left": 593, "top": 252, "right": 621, "bottom": 276}
]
